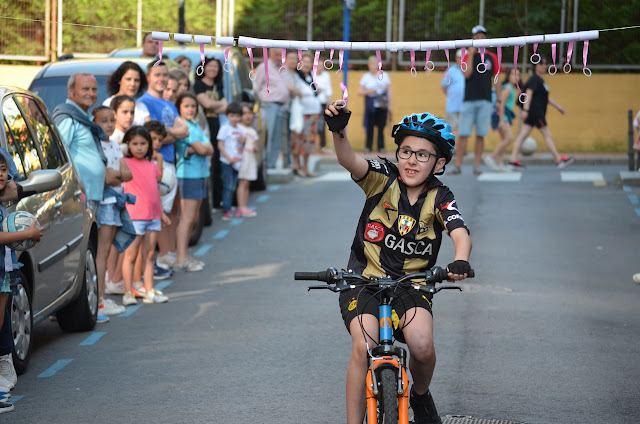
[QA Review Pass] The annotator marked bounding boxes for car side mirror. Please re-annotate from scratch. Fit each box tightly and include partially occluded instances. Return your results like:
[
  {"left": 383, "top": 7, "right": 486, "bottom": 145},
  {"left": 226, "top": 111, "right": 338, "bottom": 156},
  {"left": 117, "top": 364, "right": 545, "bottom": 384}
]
[
  {"left": 242, "top": 88, "right": 255, "bottom": 104},
  {"left": 17, "top": 169, "right": 63, "bottom": 197}
]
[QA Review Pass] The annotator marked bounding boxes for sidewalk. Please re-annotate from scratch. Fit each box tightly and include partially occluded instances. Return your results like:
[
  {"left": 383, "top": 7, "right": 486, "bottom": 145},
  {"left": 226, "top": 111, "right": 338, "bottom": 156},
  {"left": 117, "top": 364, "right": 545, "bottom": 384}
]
[{"left": 267, "top": 151, "right": 640, "bottom": 186}]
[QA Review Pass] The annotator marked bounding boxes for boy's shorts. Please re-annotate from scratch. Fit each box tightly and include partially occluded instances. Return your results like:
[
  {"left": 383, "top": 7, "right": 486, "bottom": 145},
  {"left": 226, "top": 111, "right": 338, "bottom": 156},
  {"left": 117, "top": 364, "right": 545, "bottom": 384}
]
[
  {"left": 338, "top": 285, "right": 433, "bottom": 333},
  {"left": 97, "top": 202, "right": 123, "bottom": 227},
  {"left": 524, "top": 113, "right": 547, "bottom": 129},
  {"left": 178, "top": 178, "right": 206, "bottom": 200},
  {"left": 161, "top": 162, "right": 178, "bottom": 213},
  {"left": 132, "top": 219, "right": 161, "bottom": 236},
  {"left": 459, "top": 100, "right": 492, "bottom": 137}
]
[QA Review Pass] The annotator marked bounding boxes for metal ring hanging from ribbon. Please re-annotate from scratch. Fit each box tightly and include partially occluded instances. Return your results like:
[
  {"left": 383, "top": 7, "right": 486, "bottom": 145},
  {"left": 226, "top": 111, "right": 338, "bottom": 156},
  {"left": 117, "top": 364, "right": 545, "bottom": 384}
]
[
  {"left": 476, "top": 47, "right": 487, "bottom": 73},
  {"left": 153, "top": 41, "right": 164, "bottom": 67},
  {"left": 582, "top": 40, "right": 592, "bottom": 77},
  {"left": 548, "top": 43, "right": 558, "bottom": 75},
  {"left": 335, "top": 50, "right": 344, "bottom": 78},
  {"left": 494, "top": 46, "right": 502, "bottom": 85},
  {"left": 279, "top": 49, "right": 286, "bottom": 73},
  {"left": 260, "top": 46, "right": 270, "bottom": 98},
  {"left": 563, "top": 41, "right": 574, "bottom": 73},
  {"left": 530, "top": 42, "right": 541, "bottom": 64},
  {"left": 410, "top": 51, "right": 417, "bottom": 77},
  {"left": 297, "top": 50, "right": 303, "bottom": 71},
  {"left": 196, "top": 44, "right": 206, "bottom": 76},
  {"left": 309, "top": 50, "right": 320, "bottom": 93},
  {"left": 424, "top": 50, "right": 435, "bottom": 71},
  {"left": 335, "top": 82, "right": 348, "bottom": 109},
  {"left": 324, "top": 49, "right": 335, "bottom": 70},
  {"left": 223, "top": 46, "right": 233, "bottom": 73},
  {"left": 376, "top": 50, "right": 384, "bottom": 81},
  {"left": 460, "top": 47, "right": 468, "bottom": 72},
  {"left": 247, "top": 47, "right": 256, "bottom": 81},
  {"left": 442, "top": 49, "right": 451, "bottom": 85},
  {"left": 513, "top": 45, "right": 528, "bottom": 104}
]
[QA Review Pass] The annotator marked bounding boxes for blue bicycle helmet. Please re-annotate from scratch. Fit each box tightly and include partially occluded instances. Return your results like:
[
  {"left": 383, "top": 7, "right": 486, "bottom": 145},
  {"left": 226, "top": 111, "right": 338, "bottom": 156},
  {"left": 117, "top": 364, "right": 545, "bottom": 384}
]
[{"left": 391, "top": 113, "right": 455, "bottom": 163}]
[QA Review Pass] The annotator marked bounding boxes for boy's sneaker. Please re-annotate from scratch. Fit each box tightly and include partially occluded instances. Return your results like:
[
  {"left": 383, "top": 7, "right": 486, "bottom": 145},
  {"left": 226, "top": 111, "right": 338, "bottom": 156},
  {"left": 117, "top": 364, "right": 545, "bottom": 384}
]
[
  {"left": 104, "top": 279, "right": 125, "bottom": 295},
  {"left": 96, "top": 313, "right": 110, "bottom": 324},
  {"left": 239, "top": 208, "right": 257, "bottom": 217},
  {"left": 221, "top": 210, "right": 236, "bottom": 221},
  {"left": 153, "top": 264, "right": 173, "bottom": 280},
  {"left": 122, "top": 291, "right": 137, "bottom": 306},
  {"left": 556, "top": 155, "right": 575, "bottom": 168},
  {"left": 0, "top": 389, "right": 10, "bottom": 402},
  {"left": 410, "top": 387, "right": 442, "bottom": 424},
  {"left": 508, "top": 160, "right": 526, "bottom": 169},
  {"left": 0, "top": 354, "right": 17, "bottom": 389},
  {"left": 188, "top": 257, "right": 205, "bottom": 267},
  {"left": 174, "top": 259, "right": 203, "bottom": 272},
  {"left": 447, "top": 165, "right": 461, "bottom": 175},
  {"left": 99, "top": 297, "right": 126, "bottom": 316},
  {"left": 143, "top": 289, "right": 168, "bottom": 304},
  {"left": 483, "top": 155, "right": 500, "bottom": 171},
  {"left": 156, "top": 253, "right": 175, "bottom": 270},
  {"left": 0, "top": 400, "right": 14, "bottom": 414}
]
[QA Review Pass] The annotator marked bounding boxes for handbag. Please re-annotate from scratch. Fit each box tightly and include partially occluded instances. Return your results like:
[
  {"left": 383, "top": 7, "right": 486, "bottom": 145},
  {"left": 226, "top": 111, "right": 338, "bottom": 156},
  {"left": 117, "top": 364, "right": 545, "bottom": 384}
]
[{"left": 289, "top": 97, "right": 304, "bottom": 133}]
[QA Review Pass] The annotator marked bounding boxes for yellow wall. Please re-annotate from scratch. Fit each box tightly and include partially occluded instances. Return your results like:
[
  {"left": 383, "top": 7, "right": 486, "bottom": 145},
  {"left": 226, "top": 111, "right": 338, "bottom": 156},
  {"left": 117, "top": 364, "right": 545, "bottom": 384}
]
[
  {"left": 328, "top": 70, "right": 640, "bottom": 153},
  {"left": 3, "top": 65, "right": 638, "bottom": 152}
]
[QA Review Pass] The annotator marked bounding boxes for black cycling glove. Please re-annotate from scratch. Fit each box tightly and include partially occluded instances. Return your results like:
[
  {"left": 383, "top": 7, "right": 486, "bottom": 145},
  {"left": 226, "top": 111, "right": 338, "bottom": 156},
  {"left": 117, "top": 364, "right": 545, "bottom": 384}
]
[
  {"left": 325, "top": 109, "right": 351, "bottom": 134},
  {"left": 447, "top": 260, "right": 470, "bottom": 275}
]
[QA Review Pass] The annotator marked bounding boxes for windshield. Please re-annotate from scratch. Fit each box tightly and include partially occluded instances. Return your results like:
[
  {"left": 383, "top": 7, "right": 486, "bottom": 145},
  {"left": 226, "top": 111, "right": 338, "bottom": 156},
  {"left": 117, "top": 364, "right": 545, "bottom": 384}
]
[{"left": 29, "top": 76, "right": 110, "bottom": 115}]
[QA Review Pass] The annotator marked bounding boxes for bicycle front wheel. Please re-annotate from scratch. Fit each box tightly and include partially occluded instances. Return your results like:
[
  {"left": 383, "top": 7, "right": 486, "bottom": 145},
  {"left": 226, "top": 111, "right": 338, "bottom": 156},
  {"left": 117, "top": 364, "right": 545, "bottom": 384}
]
[{"left": 379, "top": 368, "right": 399, "bottom": 424}]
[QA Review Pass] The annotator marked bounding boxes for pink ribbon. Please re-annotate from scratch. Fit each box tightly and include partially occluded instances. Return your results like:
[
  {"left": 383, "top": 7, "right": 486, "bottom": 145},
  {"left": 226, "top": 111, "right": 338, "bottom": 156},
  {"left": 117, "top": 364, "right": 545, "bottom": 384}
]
[
  {"left": 443, "top": 49, "right": 450, "bottom": 84},
  {"left": 336, "top": 50, "right": 344, "bottom": 77},
  {"left": 410, "top": 50, "right": 417, "bottom": 77},
  {"left": 196, "top": 44, "right": 205, "bottom": 76},
  {"left": 564, "top": 41, "right": 574, "bottom": 73},
  {"left": 263, "top": 46, "right": 269, "bottom": 93},
  {"left": 281, "top": 49, "right": 286, "bottom": 68},
  {"left": 514, "top": 46, "right": 526, "bottom": 103},
  {"left": 297, "top": 50, "right": 303, "bottom": 70},
  {"left": 153, "top": 41, "right": 163, "bottom": 66},
  {"left": 582, "top": 40, "right": 592, "bottom": 76},
  {"left": 376, "top": 50, "right": 383, "bottom": 80},
  {"left": 530, "top": 42, "right": 541, "bottom": 64},
  {"left": 494, "top": 46, "right": 502, "bottom": 84},
  {"left": 223, "top": 46, "right": 231, "bottom": 72},
  {"left": 311, "top": 50, "right": 320, "bottom": 91},
  {"left": 247, "top": 47, "right": 256, "bottom": 80},
  {"left": 549, "top": 43, "right": 558, "bottom": 75},
  {"left": 324, "top": 49, "right": 335, "bottom": 69},
  {"left": 424, "top": 50, "right": 432, "bottom": 71},
  {"left": 335, "top": 81, "right": 348, "bottom": 108}
]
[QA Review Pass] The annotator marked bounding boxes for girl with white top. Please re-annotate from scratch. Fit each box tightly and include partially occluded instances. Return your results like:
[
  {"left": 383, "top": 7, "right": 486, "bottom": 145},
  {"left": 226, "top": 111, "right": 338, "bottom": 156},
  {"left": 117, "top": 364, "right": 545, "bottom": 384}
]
[{"left": 358, "top": 56, "right": 392, "bottom": 153}]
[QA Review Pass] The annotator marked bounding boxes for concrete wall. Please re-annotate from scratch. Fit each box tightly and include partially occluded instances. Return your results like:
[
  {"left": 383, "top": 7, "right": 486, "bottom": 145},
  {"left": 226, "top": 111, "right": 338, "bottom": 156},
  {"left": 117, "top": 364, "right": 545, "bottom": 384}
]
[{"left": 3, "top": 64, "right": 638, "bottom": 152}]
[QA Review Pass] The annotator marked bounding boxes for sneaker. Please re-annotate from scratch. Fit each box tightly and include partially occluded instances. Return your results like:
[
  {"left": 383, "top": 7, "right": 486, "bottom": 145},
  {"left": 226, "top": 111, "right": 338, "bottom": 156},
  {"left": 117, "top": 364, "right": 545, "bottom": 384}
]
[
  {"left": 143, "top": 289, "right": 168, "bottom": 304},
  {"left": 508, "top": 160, "right": 526, "bottom": 168},
  {"left": 447, "top": 165, "right": 461, "bottom": 175},
  {"left": 104, "top": 279, "right": 125, "bottom": 295},
  {"left": 187, "top": 257, "right": 205, "bottom": 268},
  {"left": 96, "top": 313, "right": 110, "bottom": 324},
  {"left": 221, "top": 211, "right": 235, "bottom": 221},
  {"left": 633, "top": 273, "right": 640, "bottom": 284},
  {"left": 0, "top": 400, "right": 14, "bottom": 414},
  {"left": 239, "top": 208, "right": 257, "bottom": 217},
  {"left": 132, "top": 286, "right": 146, "bottom": 298},
  {"left": 156, "top": 253, "right": 176, "bottom": 270},
  {"left": 174, "top": 259, "right": 204, "bottom": 272},
  {"left": 556, "top": 155, "right": 575, "bottom": 169},
  {"left": 153, "top": 264, "right": 173, "bottom": 280},
  {"left": 472, "top": 167, "right": 483, "bottom": 175},
  {"left": 410, "top": 388, "right": 442, "bottom": 424},
  {"left": 122, "top": 291, "right": 137, "bottom": 306},
  {"left": 0, "top": 389, "right": 10, "bottom": 402},
  {"left": 0, "top": 374, "right": 14, "bottom": 391},
  {"left": 99, "top": 298, "right": 126, "bottom": 315},
  {"left": 0, "top": 354, "right": 17, "bottom": 389},
  {"left": 483, "top": 155, "right": 500, "bottom": 171}
]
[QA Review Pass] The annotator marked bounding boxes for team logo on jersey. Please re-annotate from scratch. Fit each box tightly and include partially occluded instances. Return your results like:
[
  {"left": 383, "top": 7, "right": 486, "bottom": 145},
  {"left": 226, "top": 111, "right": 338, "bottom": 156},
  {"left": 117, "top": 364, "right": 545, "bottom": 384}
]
[
  {"left": 439, "top": 200, "right": 460, "bottom": 213},
  {"left": 418, "top": 221, "right": 429, "bottom": 234},
  {"left": 348, "top": 299, "right": 358, "bottom": 311},
  {"left": 383, "top": 201, "right": 397, "bottom": 220},
  {"left": 398, "top": 215, "right": 416, "bottom": 236},
  {"left": 364, "top": 222, "right": 385, "bottom": 242}
]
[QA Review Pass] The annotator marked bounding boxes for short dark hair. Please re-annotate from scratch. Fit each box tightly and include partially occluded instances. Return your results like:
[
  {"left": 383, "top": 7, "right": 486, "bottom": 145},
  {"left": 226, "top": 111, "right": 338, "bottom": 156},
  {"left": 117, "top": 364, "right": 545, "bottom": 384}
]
[
  {"left": 106, "top": 61, "right": 148, "bottom": 96},
  {"left": 143, "top": 120, "right": 167, "bottom": 138},
  {"left": 91, "top": 105, "right": 111, "bottom": 119},
  {"left": 175, "top": 92, "right": 197, "bottom": 112},
  {"left": 226, "top": 102, "right": 242, "bottom": 115},
  {"left": 0, "top": 153, "right": 8, "bottom": 167},
  {"left": 146, "top": 61, "right": 167, "bottom": 75},
  {"left": 143, "top": 32, "right": 153, "bottom": 43},
  {"left": 123, "top": 126, "right": 153, "bottom": 160},
  {"left": 110, "top": 94, "right": 135, "bottom": 113}
]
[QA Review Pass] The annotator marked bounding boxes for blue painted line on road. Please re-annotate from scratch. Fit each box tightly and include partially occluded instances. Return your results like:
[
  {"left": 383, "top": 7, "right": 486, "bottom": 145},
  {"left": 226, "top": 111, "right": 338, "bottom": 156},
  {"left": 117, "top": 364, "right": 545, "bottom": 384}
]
[
  {"left": 229, "top": 218, "right": 244, "bottom": 226},
  {"left": 118, "top": 304, "right": 142, "bottom": 317},
  {"left": 213, "top": 230, "right": 229, "bottom": 240},
  {"left": 636, "top": 208, "right": 640, "bottom": 217},
  {"left": 268, "top": 184, "right": 280, "bottom": 191},
  {"left": 79, "top": 332, "right": 107, "bottom": 346},
  {"left": 154, "top": 280, "right": 173, "bottom": 292},
  {"left": 38, "top": 359, "right": 73, "bottom": 378},
  {"left": 194, "top": 243, "right": 214, "bottom": 256},
  {"left": 623, "top": 185, "right": 633, "bottom": 192},
  {"left": 8, "top": 395, "right": 24, "bottom": 404},
  {"left": 256, "top": 194, "right": 270, "bottom": 203},
  {"left": 628, "top": 194, "right": 639, "bottom": 205}
]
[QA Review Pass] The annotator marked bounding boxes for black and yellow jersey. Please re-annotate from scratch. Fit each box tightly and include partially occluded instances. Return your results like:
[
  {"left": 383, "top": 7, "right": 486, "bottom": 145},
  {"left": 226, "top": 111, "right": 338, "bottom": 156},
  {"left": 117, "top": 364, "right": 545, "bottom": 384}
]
[{"left": 347, "top": 158, "right": 468, "bottom": 279}]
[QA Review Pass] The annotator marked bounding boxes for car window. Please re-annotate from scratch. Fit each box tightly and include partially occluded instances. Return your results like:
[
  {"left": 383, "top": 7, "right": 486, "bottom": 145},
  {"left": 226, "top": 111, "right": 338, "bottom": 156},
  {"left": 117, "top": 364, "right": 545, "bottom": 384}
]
[
  {"left": 14, "top": 95, "right": 67, "bottom": 170},
  {"left": 2, "top": 96, "right": 43, "bottom": 178},
  {"left": 232, "top": 53, "right": 253, "bottom": 97},
  {"left": 29, "top": 76, "right": 110, "bottom": 115}
]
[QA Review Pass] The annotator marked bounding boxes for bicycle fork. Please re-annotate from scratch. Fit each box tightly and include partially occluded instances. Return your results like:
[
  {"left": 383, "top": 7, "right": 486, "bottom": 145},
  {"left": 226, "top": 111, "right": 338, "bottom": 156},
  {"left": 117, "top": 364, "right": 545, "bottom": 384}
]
[{"left": 365, "top": 301, "right": 410, "bottom": 424}]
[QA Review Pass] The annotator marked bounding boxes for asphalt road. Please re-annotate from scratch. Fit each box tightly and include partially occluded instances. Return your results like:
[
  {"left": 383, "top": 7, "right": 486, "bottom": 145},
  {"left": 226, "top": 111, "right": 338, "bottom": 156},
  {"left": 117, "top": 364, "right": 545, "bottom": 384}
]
[{"left": 7, "top": 162, "right": 640, "bottom": 424}]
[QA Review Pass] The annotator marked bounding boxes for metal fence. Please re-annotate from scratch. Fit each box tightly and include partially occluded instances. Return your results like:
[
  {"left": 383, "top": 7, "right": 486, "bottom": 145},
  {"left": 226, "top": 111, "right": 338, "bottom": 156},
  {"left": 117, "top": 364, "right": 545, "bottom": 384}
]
[{"left": 1, "top": 0, "right": 638, "bottom": 70}]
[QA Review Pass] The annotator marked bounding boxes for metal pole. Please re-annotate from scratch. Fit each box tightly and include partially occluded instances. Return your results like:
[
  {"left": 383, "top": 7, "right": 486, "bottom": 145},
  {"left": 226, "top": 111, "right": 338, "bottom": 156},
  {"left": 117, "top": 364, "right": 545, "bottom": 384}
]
[
  {"left": 572, "top": 0, "right": 579, "bottom": 68},
  {"left": 307, "top": 0, "right": 312, "bottom": 41},
  {"left": 629, "top": 110, "right": 635, "bottom": 171},
  {"left": 396, "top": 0, "right": 405, "bottom": 71},
  {"left": 136, "top": 0, "right": 142, "bottom": 47},
  {"left": 45, "top": 0, "right": 51, "bottom": 61},
  {"left": 343, "top": 3, "right": 350, "bottom": 86},
  {"left": 222, "top": 0, "right": 228, "bottom": 36},
  {"left": 178, "top": 0, "right": 185, "bottom": 38},
  {"left": 229, "top": 0, "right": 235, "bottom": 37},
  {"left": 216, "top": 0, "right": 222, "bottom": 37},
  {"left": 57, "top": 0, "right": 62, "bottom": 57},
  {"left": 559, "top": 0, "right": 566, "bottom": 63},
  {"left": 479, "top": 0, "right": 485, "bottom": 25}
]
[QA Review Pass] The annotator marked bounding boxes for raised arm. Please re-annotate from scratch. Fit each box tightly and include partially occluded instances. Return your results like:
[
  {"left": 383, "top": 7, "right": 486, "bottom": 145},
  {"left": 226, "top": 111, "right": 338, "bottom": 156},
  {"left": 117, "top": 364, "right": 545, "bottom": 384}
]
[{"left": 324, "top": 104, "right": 368, "bottom": 180}]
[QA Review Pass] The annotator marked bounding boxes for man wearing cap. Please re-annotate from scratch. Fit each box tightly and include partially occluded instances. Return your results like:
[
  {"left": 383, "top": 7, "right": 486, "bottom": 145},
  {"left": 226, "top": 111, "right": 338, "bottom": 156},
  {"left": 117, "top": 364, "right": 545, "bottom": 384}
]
[{"left": 450, "top": 25, "right": 501, "bottom": 175}]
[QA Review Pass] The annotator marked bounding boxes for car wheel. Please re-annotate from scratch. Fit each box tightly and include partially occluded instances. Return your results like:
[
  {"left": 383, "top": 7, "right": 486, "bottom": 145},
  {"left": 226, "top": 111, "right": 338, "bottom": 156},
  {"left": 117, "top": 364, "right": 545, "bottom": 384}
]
[
  {"left": 11, "top": 270, "right": 32, "bottom": 375},
  {"left": 56, "top": 238, "right": 98, "bottom": 332}
]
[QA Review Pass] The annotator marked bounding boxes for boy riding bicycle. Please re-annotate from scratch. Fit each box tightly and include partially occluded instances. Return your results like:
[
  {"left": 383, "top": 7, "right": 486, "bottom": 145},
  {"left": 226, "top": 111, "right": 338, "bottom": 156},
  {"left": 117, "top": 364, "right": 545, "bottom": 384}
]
[{"left": 324, "top": 103, "right": 473, "bottom": 424}]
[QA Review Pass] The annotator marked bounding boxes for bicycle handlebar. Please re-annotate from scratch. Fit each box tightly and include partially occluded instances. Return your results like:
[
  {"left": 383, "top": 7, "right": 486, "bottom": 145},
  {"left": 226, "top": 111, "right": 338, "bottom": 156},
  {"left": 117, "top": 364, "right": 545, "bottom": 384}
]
[{"left": 294, "top": 266, "right": 474, "bottom": 294}]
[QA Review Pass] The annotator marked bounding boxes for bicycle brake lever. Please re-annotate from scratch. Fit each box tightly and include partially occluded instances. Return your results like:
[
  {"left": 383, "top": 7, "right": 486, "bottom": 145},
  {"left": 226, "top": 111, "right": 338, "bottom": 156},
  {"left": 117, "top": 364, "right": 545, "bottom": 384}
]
[
  {"left": 307, "top": 285, "right": 330, "bottom": 291},
  {"left": 434, "top": 286, "right": 462, "bottom": 293}
]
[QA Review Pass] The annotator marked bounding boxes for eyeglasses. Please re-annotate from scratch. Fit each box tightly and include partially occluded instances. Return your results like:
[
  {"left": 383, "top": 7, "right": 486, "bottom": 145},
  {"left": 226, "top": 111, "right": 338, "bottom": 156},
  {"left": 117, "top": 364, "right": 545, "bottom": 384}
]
[{"left": 396, "top": 147, "right": 438, "bottom": 163}]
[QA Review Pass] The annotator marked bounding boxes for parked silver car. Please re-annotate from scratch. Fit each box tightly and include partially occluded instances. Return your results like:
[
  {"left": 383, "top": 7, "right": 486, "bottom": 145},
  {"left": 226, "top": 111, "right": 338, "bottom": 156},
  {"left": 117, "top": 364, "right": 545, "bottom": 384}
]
[{"left": 1, "top": 86, "right": 98, "bottom": 374}]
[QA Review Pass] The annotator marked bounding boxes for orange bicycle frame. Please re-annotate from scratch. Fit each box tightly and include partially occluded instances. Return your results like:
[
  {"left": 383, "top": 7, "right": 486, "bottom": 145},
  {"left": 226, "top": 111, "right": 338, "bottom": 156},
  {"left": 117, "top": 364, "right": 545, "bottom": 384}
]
[{"left": 365, "top": 356, "right": 410, "bottom": 424}]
